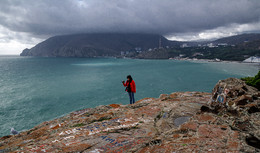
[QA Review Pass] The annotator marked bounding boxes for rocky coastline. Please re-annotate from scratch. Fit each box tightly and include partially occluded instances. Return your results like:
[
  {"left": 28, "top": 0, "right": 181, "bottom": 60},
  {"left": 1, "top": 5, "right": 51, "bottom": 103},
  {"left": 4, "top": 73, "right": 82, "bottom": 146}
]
[{"left": 0, "top": 78, "right": 260, "bottom": 152}]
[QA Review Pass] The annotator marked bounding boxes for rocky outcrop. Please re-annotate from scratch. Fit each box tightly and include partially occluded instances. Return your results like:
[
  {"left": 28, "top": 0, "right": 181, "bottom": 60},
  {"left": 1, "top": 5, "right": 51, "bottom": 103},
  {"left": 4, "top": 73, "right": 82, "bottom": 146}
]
[
  {"left": 203, "top": 78, "right": 260, "bottom": 152},
  {"left": 0, "top": 78, "right": 259, "bottom": 152},
  {"left": 211, "top": 78, "right": 259, "bottom": 110}
]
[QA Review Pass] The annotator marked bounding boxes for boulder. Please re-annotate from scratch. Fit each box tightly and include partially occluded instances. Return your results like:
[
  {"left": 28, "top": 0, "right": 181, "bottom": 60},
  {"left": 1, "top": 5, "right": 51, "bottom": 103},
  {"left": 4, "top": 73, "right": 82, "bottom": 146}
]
[{"left": 211, "top": 78, "right": 259, "bottom": 109}]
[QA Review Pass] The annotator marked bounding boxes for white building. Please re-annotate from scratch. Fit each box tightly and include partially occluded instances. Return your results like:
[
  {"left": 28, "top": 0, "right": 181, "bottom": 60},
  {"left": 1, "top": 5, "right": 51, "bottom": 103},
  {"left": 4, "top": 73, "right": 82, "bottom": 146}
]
[
  {"left": 180, "top": 43, "right": 188, "bottom": 48},
  {"left": 207, "top": 43, "right": 217, "bottom": 48},
  {"left": 243, "top": 56, "right": 260, "bottom": 63}
]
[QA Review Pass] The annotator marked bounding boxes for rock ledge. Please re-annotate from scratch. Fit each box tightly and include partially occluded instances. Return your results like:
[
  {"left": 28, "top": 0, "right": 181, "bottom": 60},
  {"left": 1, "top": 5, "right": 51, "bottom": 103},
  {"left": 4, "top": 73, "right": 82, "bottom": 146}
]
[{"left": 0, "top": 78, "right": 259, "bottom": 152}]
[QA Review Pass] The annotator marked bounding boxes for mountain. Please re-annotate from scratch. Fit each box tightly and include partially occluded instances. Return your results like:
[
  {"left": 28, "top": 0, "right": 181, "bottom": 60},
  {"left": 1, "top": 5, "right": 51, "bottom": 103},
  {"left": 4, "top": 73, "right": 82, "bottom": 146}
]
[
  {"left": 213, "top": 33, "right": 260, "bottom": 45},
  {"left": 20, "top": 33, "right": 178, "bottom": 57},
  {"left": 20, "top": 33, "right": 260, "bottom": 60}
]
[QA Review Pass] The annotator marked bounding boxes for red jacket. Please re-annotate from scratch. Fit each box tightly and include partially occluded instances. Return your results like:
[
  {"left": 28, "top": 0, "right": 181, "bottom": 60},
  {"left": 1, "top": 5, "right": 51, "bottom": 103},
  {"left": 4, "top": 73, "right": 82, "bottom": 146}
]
[{"left": 123, "top": 80, "right": 136, "bottom": 93}]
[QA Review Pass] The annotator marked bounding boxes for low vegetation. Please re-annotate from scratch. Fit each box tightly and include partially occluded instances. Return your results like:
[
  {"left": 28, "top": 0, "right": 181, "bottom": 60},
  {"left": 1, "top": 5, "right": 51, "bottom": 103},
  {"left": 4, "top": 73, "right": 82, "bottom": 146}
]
[{"left": 241, "top": 71, "right": 260, "bottom": 90}]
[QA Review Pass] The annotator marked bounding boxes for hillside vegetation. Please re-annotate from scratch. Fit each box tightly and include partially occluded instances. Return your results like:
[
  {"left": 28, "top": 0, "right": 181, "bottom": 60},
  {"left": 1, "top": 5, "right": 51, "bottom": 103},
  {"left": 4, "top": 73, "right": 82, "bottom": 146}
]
[
  {"left": 242, "top": 71, "right": 260, "bottom": 90},
  {"left": 20, "top": 33, "right": 260, "bottom": 61}
]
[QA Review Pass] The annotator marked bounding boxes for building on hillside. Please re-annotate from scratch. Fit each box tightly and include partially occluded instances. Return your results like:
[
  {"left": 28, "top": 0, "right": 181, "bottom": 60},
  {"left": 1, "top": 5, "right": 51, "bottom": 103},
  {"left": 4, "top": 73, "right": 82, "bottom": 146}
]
[
  {"left": 243, "top": 56, "right": 260, "bottom": 63},
  {"left": 179, "top": 54, "right": 186, "bottom": 57},
  {"left": 215, "top": 58, "right": 221, "bottom": 62},
  {"left": 180, "top": 43, "right": 188, "bottom": 48},
  {"left": 207, "top": 43, "right": 217, "bottom": 48}
]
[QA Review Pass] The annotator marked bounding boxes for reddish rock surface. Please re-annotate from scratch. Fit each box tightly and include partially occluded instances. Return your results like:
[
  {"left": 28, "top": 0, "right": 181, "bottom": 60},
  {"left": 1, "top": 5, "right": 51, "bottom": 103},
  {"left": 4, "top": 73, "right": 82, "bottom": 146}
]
[{"left": 0, "top": 78, "right": 259, "bottom": 152}]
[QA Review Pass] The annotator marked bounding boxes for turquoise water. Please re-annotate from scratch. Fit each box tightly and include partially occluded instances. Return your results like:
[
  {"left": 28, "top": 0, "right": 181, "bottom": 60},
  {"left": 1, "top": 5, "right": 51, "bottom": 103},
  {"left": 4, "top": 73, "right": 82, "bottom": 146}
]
[{"left": 0, "top": 56, "right": 259, "bottom": 137}]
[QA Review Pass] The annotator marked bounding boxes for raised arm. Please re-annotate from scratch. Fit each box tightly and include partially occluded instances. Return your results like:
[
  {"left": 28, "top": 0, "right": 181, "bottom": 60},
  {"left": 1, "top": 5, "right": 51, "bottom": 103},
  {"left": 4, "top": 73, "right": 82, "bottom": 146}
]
[{"left": 122, "top": 81, "right": 127, "bottom": 87}]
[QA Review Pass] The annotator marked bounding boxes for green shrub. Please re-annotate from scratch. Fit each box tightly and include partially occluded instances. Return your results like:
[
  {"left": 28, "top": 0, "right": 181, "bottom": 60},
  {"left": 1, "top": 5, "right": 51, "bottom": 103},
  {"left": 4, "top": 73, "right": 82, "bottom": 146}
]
[{"left": 241, "top": 71, "right": 260, "bottom": 90}]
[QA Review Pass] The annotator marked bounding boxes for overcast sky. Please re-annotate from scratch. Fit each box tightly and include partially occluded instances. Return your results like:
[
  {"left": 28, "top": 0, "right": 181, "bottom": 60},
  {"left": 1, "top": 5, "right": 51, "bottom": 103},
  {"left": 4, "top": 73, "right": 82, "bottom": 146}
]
[{"left": 0, "top": 0, "right": 260, "bottom": 54}]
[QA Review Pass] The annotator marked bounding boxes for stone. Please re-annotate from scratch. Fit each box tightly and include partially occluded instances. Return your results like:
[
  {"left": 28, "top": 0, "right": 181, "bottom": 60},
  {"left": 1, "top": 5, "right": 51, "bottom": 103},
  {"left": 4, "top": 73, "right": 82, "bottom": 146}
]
[
  {"left": 180, "top": 122, "right": 198, "bottom": 132},
  {"left": 174, "top": 116, "right": 191, "bottom": 126},
  {"left": 159, "top": 94, "right": 169, "bottom": 100},
  {"left": 195, "top": 114, "right": 215, "bottom": 123},
  {"left": 109, "top": 104, "right": 121, "bottom": 108},
  {"left": 62, "top": 143, "right": 92, "bottom": 152},
  {"left": 1, "top": 78, "right": 260, "bottom": 152},
  {"left": 211, "top": 78, "right": 259, "bottom": 109}
]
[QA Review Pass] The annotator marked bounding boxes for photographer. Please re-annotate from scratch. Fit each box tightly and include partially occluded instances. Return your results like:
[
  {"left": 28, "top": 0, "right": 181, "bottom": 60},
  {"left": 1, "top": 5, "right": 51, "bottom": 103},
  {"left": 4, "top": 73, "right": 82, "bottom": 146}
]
[{"left": 122, "top": 75, "right": 136, "bottom": 104}]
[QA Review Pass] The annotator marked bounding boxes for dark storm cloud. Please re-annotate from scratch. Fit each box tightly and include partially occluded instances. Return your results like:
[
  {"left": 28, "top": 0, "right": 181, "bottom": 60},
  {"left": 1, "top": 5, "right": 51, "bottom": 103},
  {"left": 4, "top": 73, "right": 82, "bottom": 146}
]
[{"left": 0, "top": 0, "right": 260, "bottom": 37}]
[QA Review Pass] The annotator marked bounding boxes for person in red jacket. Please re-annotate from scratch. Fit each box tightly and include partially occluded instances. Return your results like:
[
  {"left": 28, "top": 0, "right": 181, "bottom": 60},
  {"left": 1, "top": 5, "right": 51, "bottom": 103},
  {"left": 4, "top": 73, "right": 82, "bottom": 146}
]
[{"left": 122, "top": 75, "right": 136, "bottom": 104}]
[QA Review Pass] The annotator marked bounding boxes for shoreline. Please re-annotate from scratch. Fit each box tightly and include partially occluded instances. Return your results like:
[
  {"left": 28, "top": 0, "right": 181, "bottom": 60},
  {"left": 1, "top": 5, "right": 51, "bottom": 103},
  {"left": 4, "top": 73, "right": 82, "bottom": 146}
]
[
  {"left": 4, "top": 55, "right": 260, "bottom": 66},
  {"left": 170, "top": 57, "right": 260, "bottom": 66},
  {"left": 7, "top": 54, "right": 260, "bottom": 65}
]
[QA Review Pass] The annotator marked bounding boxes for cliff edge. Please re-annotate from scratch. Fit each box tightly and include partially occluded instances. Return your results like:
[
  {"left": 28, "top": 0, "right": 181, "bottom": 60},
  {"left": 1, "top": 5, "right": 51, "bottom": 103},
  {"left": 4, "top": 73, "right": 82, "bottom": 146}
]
[{"left": 0, "top": 78, "right": 259, "bottom": 152}]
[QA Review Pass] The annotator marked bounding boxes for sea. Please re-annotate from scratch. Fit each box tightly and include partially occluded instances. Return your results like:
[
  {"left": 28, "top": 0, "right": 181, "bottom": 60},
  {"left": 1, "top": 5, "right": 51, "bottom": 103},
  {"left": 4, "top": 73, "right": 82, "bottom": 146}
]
[{"left": 0, "top": 55, "right": 259, "bottom": 137}]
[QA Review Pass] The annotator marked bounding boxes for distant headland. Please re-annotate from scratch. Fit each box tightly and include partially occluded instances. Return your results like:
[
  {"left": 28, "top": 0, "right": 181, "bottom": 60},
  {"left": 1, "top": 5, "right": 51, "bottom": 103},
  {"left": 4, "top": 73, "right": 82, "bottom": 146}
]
[{"left": 20, "top": 33, "right": 260, "bottom": 62}]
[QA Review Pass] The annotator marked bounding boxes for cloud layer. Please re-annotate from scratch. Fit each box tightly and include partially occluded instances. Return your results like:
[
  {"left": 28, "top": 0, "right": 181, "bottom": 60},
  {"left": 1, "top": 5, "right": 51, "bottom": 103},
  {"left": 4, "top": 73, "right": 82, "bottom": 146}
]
[{"left": 0, "top": 0, "right": 260, "bottom": 54}]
